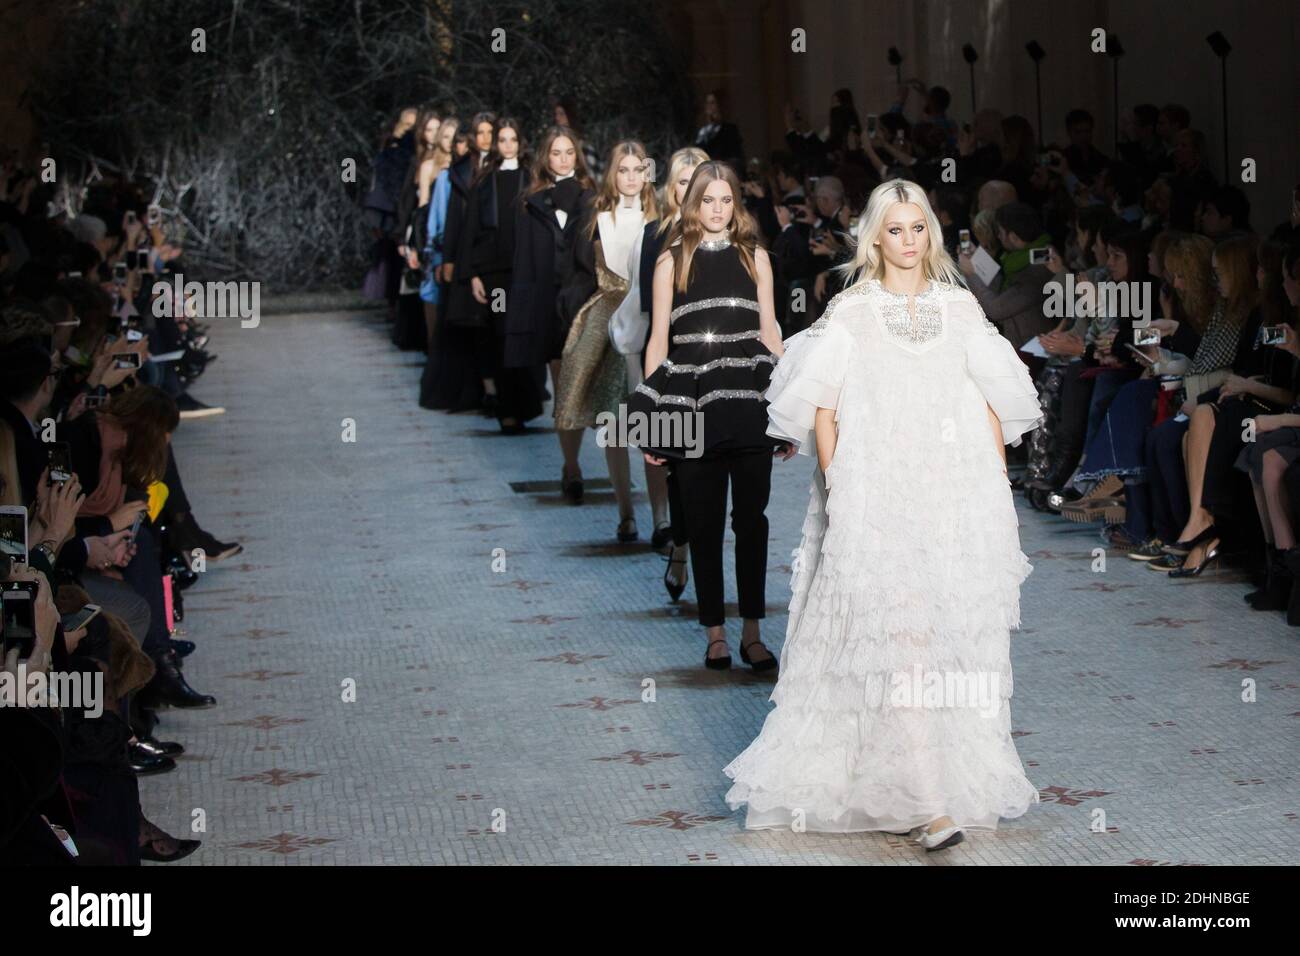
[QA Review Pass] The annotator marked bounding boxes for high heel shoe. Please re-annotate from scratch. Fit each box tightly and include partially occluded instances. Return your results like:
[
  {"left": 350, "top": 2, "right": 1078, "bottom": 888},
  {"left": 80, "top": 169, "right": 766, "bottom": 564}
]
[
  {"left": 1169, "top": 524, "right": 1219, "bottom": 554},
  {"left": 912, "top": 824, "right": 965, "bottom": 852},
  {"left": 561, "top": 469, "right": 583, "bottom": 505},
  {"left": 739, "top": 636, "right": 778, "bottom": 673},
  {"left": 616, "top": 518, "right": 638, "bottom": 543},
  {"left": 663, "top": 554, "right": 687, "bottom": 602},
  {"left": 704, "top": 639, "right": 731, "bottom": 670},
  {"left": 1168, "top": 542, "right": 1220, "bottom": 578},
  {"left": 650, "top": 523, "right": 673, "bottom": 552}
]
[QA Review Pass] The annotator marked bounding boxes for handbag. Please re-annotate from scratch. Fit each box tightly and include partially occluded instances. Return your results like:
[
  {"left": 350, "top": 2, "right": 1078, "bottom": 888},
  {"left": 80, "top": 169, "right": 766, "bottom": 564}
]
[{"left": 1179, "top": 368, "right": 1231, "bottom": 405}]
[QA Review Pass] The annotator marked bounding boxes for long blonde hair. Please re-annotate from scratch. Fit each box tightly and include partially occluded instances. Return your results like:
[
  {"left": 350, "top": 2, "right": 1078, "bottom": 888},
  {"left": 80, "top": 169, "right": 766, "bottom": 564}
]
[
  {"left": 1166, "top": 234, "right": 1216, "bottom": 334},
  {"left": 656, "top": 147, "right": 709, "bottom": 238},
  {"left": 666, "top": 161, "right": 761, "bottom": 292},
  {"left": 838, "top": 179, "right": 964, "bottom": 289},
  {"left": 586, "top": 140, "right": 660, "bottom": 238}
]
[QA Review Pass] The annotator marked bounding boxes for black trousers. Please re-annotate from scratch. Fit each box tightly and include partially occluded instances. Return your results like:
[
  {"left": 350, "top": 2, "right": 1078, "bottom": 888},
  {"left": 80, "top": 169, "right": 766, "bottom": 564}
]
[{"left": 672, "top": 448, "right": 772, "bottom": 627}]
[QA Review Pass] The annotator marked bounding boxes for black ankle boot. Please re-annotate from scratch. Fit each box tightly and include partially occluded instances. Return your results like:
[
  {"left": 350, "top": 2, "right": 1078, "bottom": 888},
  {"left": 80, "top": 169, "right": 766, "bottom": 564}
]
[
  {"left": 1248, "top": 547, "right": 1292, "bottom": 611},
  {"left": 1283, "top": 549, "right": 1300, "bottom": 626},
  {"left": 142, "top": 651, "right": 217, "bottom": 709}
]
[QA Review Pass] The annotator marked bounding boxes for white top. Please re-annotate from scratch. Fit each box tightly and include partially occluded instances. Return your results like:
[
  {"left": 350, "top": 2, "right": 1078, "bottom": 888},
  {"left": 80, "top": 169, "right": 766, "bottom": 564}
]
[
  {"left": 596, "top": 197, "right": 645, "bottom": 281},
  {"left": 499, "top": 157, "right": 519, "bottom": 170}
]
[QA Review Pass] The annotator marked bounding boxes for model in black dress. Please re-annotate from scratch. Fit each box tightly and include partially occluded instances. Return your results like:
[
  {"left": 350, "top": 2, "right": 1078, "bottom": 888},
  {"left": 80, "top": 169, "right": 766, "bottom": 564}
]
[
  {"left": 462, "top": 119, "right": 544, "bottom": 432},
  {"left": 629, "top": 161, "right": 793, "bottom": 671}
]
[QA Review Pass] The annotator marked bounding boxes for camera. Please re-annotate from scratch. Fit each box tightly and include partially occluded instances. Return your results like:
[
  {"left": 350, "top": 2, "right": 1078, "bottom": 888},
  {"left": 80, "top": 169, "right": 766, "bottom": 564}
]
[
  {"left": 1028, "top": 247, "right": 1050, "bottom": 266},
  {"left": 1134, "top": 327, "right": 1161, "bottom": 346},
  {"left": 1259, "top": 325, "right": 1288, "bottom": 346}
]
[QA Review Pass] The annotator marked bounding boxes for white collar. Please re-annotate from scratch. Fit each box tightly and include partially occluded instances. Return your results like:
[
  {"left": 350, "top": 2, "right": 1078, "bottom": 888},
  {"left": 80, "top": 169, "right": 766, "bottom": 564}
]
[
  {"left": 499, "top": 157, "right": 519, "bottom": 170},
  {"left": 554, "top": 171, "right": 575, "bottom": 182}
]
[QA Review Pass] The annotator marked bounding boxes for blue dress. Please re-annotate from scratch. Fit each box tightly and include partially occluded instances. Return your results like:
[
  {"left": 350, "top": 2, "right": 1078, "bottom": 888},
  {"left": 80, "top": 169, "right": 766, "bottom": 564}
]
[{"left": 421, "top": 169, "right": 451, "bottom": 304}]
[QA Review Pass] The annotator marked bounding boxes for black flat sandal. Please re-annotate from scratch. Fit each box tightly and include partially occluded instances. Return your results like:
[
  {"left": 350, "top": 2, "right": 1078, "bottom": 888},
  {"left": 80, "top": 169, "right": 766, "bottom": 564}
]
[{"left": 739, "top": 637, "right": 779, "bottom": 673}]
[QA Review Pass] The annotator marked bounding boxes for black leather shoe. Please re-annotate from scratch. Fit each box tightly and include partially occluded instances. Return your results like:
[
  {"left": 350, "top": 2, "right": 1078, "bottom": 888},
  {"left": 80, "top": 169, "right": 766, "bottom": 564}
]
[
  {"left": 169, "top": 638, "right": 196, "bottom": 658},
  {"left": 145, "top": 653, "right": 217, "bottom": 709},
  {"left": 136, "top": 736, "right": 185, "bottom": 758},
  {"left": 140, "top": 837, "right": 201, "bottom": 863},
  {"left": 129, "top": 743, "right": 176, "bottom": 776}
]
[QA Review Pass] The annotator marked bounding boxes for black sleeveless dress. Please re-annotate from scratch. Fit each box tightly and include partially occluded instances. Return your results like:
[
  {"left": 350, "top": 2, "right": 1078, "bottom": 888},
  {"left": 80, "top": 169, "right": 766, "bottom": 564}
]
[{"left": 628, "top": 238, "right": 780, "bottom": 460}]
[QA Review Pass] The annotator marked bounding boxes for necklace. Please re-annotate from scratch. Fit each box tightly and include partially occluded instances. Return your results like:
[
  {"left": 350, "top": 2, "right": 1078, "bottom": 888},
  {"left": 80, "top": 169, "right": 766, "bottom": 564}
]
[{"left": 699, "top": 232, "right": 732, "bottom": 251}]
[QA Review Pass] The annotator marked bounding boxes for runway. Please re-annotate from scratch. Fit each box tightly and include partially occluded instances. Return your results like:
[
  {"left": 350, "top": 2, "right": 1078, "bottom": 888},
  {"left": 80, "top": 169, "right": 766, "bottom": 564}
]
[{"left": 146, "top": 304, "right": 1298, "bottom": 865}]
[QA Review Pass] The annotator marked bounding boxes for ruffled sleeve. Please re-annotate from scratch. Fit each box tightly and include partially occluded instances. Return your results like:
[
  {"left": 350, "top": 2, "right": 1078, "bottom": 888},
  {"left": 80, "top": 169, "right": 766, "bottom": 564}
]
[
  {"left": 953, "top": 291, "right": 1044, "bottom": 446},
  {"left": 765, "top": 314, "right": 855, "bottom": 457}
]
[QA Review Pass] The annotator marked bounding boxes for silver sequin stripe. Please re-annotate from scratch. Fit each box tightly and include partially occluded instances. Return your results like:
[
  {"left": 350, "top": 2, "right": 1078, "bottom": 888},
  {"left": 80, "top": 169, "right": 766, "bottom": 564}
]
[
  {"left": 634, "top": 383, "right": 766, "bottom": 410},
  {"left": 669, "top": 297, "right": 760, "bottom": 324},
  {"left": 671, "top": 328, "right": 762, "bottom": 344},
  {"left": 663, "top": 354, "right": 777, "bottom": 376}
]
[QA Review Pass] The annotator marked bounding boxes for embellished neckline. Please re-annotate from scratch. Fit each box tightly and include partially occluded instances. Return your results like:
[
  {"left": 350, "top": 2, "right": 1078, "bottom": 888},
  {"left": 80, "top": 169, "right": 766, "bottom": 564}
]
[
  {"left": 699, "top": 233, "right": 732, "bottom": 251},
  {"left": 870, "top": 277, "right": 938, "bottom": 300}
]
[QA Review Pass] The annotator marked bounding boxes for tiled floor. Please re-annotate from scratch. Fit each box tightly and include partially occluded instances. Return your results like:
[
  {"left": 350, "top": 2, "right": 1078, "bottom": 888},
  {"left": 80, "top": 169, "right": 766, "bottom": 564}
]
[{"left": 144, "top": 307, "right": 1298, "bottom": 865}]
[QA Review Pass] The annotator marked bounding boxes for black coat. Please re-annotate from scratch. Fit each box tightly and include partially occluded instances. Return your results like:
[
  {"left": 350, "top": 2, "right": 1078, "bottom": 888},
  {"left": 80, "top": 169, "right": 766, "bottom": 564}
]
[
  {"left": 442, "top": 153, "right": 488, "bottom": 327},
  {"left": 503, "top": 183, "right": 596, "bottom": 368}
]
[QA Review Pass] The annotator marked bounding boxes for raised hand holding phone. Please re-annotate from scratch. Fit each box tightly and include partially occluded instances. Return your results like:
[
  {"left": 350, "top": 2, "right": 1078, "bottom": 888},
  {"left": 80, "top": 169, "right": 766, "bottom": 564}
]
[{"left": 109, "top": 499, "right": 149, "bottom": 533}]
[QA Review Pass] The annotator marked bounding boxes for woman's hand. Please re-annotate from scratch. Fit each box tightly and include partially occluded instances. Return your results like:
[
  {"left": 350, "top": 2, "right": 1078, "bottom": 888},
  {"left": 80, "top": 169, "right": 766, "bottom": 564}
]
[
  {"left": 86, "top": 529, "right": 133, "bottom": 570},
  {"left": 774, "top": 442, "right": 797, "bottom": 462},
  {"left": 1219, "top": 374, "right": 1258, "bottom": 399},
  {"left": 108, "top": 500, "right": 148, "bottom": 533},
  {"left": 642, "top": 452, "right": 667, "bottom": 467},
  {"left": 1272, "top": 324, "right": 1300, "bottom": 358},
  {"left": 1254, "top": 415, "right": 1280, "bottom": 434},
  {"left": 813, "top": 271, "right": 828, "bottom": 304},
  {"left": 34, "top": 470, "right": 84, "bottom": 549},
  {"left": 957, "top": 250, "right": 976, "bottom": 276},
  {"left": 471, "top": 276, "right": 488, "bottom": 305}
]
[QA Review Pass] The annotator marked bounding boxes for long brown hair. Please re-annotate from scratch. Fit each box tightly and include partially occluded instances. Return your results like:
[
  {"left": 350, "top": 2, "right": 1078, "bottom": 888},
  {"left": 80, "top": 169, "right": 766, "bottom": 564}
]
[
  {"left": 666, "top": 161, "right": 760, "bottom": 293},
  {"left": 103, "top": 385, "right": 179, "bottom": 488},
  {"left": 525, "top": 126, "right": 594, "bottom": 196},
  {"left": 1166, "top": 234, "right": 1216, "bottom": 334},
  {"left": 1213, "top": 234, "right": 1259, "bottom": 332},
  {"left": 585, "top": 140, "right": 659, "bottom": 238}
]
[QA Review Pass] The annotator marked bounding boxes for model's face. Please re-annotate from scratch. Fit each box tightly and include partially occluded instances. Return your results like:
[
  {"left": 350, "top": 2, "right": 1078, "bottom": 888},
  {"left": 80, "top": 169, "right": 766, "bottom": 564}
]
[
  {"left": 423, "top": 117, "right": 440, "bottom": 145},
  {"left": 475, "top": 122, "right": 494, "bottom": 152},
  {"left": 497, "top": 127, "right": 519, "bottom": 160},
  {"left": 698, "top": 178, "right": 734, "bottom": 232},
  {"left": 548, "top": 136, "right": 576, "bottom": 178},
  {"left": 674, "top": 165, "right": 696, "bottom": 206},
  {"left": 615, "top": 153, "right": 644, "bottom": 198},
  {"left": 1106, "top": 245, "right": 1129, "bottom": 281},
  {"left": 877, "top": 202, "right": 929, "bottom": 269},
  {"left": 438, "top": 125, "right": 455, "bottom": 151}
]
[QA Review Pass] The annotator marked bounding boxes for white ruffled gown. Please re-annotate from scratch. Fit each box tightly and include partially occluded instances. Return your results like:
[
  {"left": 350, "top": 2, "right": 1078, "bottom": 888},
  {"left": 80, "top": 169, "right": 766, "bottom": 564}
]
[{"left": 722, "top": 278, "right": 1045, "bottom": 833}]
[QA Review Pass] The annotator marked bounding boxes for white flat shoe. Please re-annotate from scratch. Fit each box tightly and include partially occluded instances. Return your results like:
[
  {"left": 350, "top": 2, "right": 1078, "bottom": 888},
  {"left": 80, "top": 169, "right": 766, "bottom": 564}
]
[{"left": 913, "top": 825, "right": 964, "bottom": 852}]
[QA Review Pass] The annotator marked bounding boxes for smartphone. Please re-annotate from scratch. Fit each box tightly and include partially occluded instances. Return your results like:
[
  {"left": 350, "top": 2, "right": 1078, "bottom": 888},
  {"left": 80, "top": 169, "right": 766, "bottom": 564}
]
[
  {"left": 1134, "top": 327, "right": 1161, "bottom": 346},
  {"left": 47, "top": 442, "right": 72, "bottom": 484},
  {"left": 112, "top": 262, "right": 127, "bottom": 283},
  {"left": 124, "top": 210, "right": 137, "bottom": 225},
  {"left": 1259, "top": 325, "right": 1288, "bottom": 346},
  {"left": 866, "top": 114, "right": 878, "bottom": 135},
  {"left": 959, "top": 229, "right": 972, "bottom": 254},
  {"left": 1, "top": 581, "right": 39, "bottom": 660},
  {"left": 61, "top": 604, "right": 102, "bottom": 632},
  {"left": 0, "top": 505, "right": 28, "bottom": 564},
  {"left": 895, "top": 128, "right": 905, "bottom": 146},
  {"left": 1125, "top": 342, "right": 1156, "bottom": 366},
  {"left": 64, "top": 344, "right": 86, "bottom": 365},
  {"left": 1028, "top": 247, "right": 1050, "bottom": 265},
  {"left": 128, "top": 509, "right": 145, "bottom": 541},
  {"left": 125, "top": 328, "right": 144, "bottom": 343},
  {"left": 147, "top": 204, "right": 161, "bottom": 226},
  {"left": 113, "top": 352, "right": 142, "bottom": 370}
]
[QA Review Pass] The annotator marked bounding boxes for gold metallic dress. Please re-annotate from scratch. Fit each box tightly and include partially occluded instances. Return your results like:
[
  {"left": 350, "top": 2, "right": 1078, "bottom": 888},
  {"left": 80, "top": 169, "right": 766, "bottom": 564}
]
[{"left": 554, "top": 241, "right": 630, "bottom": 430}]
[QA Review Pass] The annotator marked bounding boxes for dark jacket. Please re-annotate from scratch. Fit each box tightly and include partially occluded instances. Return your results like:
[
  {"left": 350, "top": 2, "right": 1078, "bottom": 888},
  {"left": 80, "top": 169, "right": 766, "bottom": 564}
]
[{"left": 503, "top": 182, "right": 596, "bottom": 368}]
